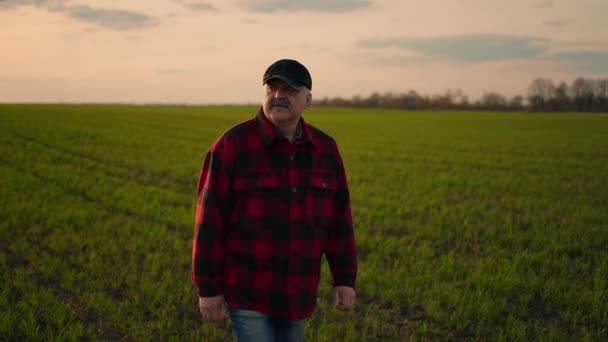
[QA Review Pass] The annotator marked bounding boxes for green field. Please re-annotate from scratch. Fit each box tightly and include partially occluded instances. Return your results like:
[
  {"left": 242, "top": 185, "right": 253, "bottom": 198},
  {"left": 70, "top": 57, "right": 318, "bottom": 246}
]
[{"left": 0, "top": 104, "right": 607, "bottom": 341}]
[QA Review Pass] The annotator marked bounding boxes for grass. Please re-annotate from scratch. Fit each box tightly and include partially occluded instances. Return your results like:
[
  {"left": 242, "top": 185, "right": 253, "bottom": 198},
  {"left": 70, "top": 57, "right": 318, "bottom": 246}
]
[{"left": 0, "top": 104, "right": 607, "bottom": 340}]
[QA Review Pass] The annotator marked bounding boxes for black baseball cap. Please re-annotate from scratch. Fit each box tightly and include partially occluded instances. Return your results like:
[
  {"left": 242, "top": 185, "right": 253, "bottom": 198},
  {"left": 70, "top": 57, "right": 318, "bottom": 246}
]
[{"left": 263, "top": 59, "right": 312, "bottom": 91}]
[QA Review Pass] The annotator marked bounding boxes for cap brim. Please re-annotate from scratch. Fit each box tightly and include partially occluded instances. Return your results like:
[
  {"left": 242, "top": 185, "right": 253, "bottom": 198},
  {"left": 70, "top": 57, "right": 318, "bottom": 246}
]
[{"left": 263, "top": 75, "right": 306, "bottom": 90}]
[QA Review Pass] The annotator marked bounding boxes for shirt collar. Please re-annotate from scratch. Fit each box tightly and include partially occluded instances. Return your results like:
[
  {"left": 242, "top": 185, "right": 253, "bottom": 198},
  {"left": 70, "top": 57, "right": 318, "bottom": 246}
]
[{"left": 256, "top": 107, "right": 315, "bottom": 148}]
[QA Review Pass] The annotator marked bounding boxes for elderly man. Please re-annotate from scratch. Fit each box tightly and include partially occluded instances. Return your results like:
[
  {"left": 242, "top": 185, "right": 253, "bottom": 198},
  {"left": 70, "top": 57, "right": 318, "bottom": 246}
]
[{"left": 192, "top": 59, "right": 357, "bottom": 342}]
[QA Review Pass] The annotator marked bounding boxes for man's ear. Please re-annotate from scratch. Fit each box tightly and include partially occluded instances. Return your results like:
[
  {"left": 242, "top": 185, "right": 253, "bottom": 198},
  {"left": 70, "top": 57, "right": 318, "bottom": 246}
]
[{"left": 305, "top": 91, "right": 312, "bottom": 108}]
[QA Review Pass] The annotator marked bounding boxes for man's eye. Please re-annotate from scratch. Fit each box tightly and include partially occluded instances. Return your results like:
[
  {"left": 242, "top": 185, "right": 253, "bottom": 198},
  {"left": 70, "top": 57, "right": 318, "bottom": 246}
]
[{"left": 282, "top": 86, "right": 295, "bottom": 94}]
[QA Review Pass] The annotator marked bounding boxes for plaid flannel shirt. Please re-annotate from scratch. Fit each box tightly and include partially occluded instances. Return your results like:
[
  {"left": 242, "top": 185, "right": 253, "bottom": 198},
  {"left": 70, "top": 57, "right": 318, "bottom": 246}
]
[{"left": 192, "top": 108, "right": 357, "bottom": 320}]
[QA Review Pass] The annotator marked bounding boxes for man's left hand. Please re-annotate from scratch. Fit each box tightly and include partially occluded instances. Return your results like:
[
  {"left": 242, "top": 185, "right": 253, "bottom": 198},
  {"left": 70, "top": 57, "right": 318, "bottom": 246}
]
[{"left": 333, "top": 286, "right": 356, "bottom": 311}]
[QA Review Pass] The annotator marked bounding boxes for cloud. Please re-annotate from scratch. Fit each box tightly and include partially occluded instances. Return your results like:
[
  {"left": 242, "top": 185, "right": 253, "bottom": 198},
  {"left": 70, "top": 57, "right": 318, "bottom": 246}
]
[
  {"left": 0, "top": 0, "right": 158, "bottom": 30},
  {"left": 0, "top": 0, "right": 67, "bottom": 11},
  {"left": 176, "top": 0, "right": 218, "bottom": 12},
  {"left": 359, "top": 34, "right": 550, "bottom": 63},
  {"left": 551, "top": 51, "right": 608, "bottom": 73},
  {"left": 240, "top": 0, "right": 373, "bottom": 13},
  {"left": 68, "top": 5, "right": 158, "bottom": 30},
  {"left": 359, "top": 33, "right": 608, "bottom": 74}
]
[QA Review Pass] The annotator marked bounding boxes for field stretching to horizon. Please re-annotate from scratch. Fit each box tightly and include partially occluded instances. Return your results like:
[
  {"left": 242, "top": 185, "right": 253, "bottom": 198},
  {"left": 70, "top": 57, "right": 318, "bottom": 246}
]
[{"left": 0, "top": 104, "right": 607, "bottom": 340}]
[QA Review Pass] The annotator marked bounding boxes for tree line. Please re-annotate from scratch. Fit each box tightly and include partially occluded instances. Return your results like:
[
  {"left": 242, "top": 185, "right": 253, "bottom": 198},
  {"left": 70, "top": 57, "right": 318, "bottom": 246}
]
[{"left": 314, "top": 77, "right": 608, "bottom": 112}]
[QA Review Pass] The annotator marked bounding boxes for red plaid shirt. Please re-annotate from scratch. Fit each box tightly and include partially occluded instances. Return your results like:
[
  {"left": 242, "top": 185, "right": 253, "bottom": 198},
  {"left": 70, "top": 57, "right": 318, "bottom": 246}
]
[{"left": 192, "top": 108, "right": 357, "bottom": 320}]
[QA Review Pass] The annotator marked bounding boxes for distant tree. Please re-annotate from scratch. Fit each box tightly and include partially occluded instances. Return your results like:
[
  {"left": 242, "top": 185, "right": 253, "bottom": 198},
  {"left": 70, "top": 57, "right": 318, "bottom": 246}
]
[
  {"left": 591, "top": 79, "right": 608, "bottom": 112},
  {"left": 553, "top": 82, "right": 569, "bottom": 111},
  {"left": 351, "top": 95, "right": 363, "bottom": 108},
  {"left": 571, "top": 77, "right": 588, "bottom": 112},
  {"left": 600, "top": 80, "right": 608, "bottom": 111},
  {"left": 508, "top": 95, "right": 524, "bottom": 111},
  {"left": 584, "top": 81, "right": 595, "bottom": 112},
  {"left": 314, "top": 76, "right": 607, "bottom": 112},
  {"left": 364, "top": 92, "right": 381, "bottom": 108},
  {"left": 403, "top": 90, "right": 423, "bottom": 109},
  {"left": 459, "top": 95, "right": 470, "bottom": 108},
  {"left": 432, "top": 90, "right": 455, "bottom": 109},
  {"left": 481, "top": 92, "right": 507, "bottom": 110},
  {"left": 528, "top": 79, "right": 544, "bottom": 111},
  {"left": 528, "top": 78, "right": 555, "bottom": 111}
]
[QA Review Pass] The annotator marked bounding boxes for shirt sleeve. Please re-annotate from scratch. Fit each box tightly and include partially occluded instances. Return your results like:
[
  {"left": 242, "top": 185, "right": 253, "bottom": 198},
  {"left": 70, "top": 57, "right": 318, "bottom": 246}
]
[
  {"left": 191, "top": 137, "right": 234, "bottom": 297},
  {"left": 325, "top": 144, "right": 358, "bottom": 288}
]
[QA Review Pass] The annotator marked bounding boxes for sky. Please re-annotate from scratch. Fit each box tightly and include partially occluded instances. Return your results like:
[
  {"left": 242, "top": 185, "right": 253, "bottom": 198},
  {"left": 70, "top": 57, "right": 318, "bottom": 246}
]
[{"left": 1, "top": 0, "right": 607, "bottom": 104}]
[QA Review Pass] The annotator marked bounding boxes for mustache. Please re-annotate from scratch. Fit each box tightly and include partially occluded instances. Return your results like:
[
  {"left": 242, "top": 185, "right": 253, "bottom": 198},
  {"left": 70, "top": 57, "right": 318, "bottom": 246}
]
[{"left": 271, "top": 99, "right": 290, "bottom": 108}]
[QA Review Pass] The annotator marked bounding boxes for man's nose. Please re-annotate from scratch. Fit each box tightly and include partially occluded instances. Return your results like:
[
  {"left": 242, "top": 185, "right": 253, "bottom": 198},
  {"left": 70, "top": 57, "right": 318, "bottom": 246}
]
[{"left": 274, "top": 86, "right": 288, "bottom": 98}]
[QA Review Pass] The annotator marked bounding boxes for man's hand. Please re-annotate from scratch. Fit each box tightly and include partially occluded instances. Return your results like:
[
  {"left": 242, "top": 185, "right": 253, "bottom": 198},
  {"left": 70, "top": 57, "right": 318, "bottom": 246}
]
[
  {"left": 333, "top": 286, "right": 356, "bottom": 311},
  {"left": 198, "top": 295, "right": 228, "bottom": 321}
]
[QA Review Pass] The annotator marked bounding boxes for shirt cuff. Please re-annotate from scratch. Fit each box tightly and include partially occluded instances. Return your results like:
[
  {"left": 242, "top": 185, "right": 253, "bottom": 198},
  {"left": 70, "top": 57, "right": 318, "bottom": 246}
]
[
  {"left": 333, "top": 275, "right": 356, "bottom": 289},
  {"left": 196, "top": 282, "right": 224, "bottom": 297}
]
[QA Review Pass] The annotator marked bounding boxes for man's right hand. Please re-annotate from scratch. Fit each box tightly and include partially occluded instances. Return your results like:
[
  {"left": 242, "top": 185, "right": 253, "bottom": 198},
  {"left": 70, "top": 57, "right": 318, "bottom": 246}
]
[{"left": 198, "top": 295, "right": 228, "bottom": 321}]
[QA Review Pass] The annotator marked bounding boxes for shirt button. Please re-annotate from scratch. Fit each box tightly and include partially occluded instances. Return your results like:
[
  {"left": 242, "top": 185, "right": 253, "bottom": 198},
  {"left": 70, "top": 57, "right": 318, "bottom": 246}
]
[
  {"left": 292, "top": 187, "right": 297, "bottom": 193},
  {"left": 290, "top": 155, "right": 294, "bottom": 161},
  {"left": 290, "top": 284, "right": 296, "bottom": 289},
  {"left": 292, "top": 251, "right": 297, "bottom": 257},
  {"left": 322, "top": 182, "right": 327, "bottom": 188}
]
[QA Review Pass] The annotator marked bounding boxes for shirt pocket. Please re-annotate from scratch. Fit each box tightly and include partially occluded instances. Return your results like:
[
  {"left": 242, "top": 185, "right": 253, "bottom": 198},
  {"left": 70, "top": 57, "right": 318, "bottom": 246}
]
[
  {"left": 232, "top": 174, "right": 284, "bottom": 243},
  {"left": 304, "top": 173, "right": 339, "bottom": 231}
]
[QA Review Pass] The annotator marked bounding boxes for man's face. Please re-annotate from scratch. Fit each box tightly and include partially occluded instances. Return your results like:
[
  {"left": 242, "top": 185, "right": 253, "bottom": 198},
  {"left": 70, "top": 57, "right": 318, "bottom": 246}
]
[{"left": 262, "top": 79, "right": 312, "bottom": 127}]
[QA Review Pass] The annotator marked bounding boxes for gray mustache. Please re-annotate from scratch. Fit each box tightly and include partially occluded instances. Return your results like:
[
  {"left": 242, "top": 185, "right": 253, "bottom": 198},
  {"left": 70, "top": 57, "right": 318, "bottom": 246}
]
[{"left": 271, "top": 100, "right": 290, "bottom": 107}]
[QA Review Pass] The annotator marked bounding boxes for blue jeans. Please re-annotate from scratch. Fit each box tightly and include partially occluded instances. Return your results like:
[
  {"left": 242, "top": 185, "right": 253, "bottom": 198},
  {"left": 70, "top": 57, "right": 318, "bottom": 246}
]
[{"left": 228, "top": 307, "right": 307, "bottom": 342}]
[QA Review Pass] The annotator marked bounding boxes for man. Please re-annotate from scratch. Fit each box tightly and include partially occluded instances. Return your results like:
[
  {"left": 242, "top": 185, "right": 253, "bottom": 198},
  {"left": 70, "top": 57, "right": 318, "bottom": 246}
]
[{"left": 192, "top": 59, "right": 357, "bottom": 341}]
